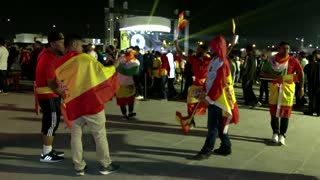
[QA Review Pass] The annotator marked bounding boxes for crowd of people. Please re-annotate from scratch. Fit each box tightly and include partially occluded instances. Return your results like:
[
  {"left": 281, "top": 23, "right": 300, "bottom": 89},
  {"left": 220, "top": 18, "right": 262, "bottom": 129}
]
[{"left": 1, "top": 31, "right": 320, "bottom": 176}]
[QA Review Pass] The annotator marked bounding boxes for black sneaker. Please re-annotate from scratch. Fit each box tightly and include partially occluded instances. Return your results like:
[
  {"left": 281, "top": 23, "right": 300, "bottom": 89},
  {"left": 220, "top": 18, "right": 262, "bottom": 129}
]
[
  {"left": 40, "top": 151, "right": 64, "bottom": 162},
  {"left": 213, "top": 148, "right": 232, "bottom": 156},
  {"left": 52, "top": 149, "right": 64, "bottom": 157},
  {"left": 192, "top": 152, "right": 211, "bottom": 160},
  {"left": 122, "top": 115, "right": 129, "bottom": 120},
  {"left": 128, "top": 112, "right": 136, "bottom": 118},
  {"left": 189, "top": 120, "right": 196, "bottom": 129},
  {"left": 76, "top": 165, "right": 87, "bottom": 176},
  {"left": 99, "top": 163, "right": 120, "bottom": 175},
  {"left": 303, "top": 111, "right": 313, "bottom": 116}
]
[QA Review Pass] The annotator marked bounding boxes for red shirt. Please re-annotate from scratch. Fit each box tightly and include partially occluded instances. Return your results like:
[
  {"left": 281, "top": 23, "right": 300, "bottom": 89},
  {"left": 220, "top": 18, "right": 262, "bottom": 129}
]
[
  {"left": 35, "top": 48, "right": 59, "bottom": 99},
  {"left": 189, "top": 55, "right": 211, "bottom": 86},
  {"left": 287, "top": 57, "right": 303, "bottom": 74},
  {"left": 174, "top": 55, "right": 182, "bottom": 64},
  {"left": 160, "top": 54, "right": 170, "bottom": 75}
]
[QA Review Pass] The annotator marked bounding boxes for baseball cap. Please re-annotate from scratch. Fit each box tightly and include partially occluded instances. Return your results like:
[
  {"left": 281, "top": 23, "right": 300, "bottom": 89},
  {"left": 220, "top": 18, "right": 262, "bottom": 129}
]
[{"left": 48, "top": 31, "right": 64, "bottom": 43}]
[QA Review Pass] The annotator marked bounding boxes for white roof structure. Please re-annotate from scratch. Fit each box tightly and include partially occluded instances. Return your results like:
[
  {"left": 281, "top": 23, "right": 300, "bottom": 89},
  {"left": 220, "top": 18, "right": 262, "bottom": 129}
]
[
  {"left": 14, "top": 33, "right": 48, "bottom": 44},
  {"left": 83, "top": 38, "right": 103, "bottom": 45},
  {"left": 119, "top": 16, "right": 171, "bottom": 33}
]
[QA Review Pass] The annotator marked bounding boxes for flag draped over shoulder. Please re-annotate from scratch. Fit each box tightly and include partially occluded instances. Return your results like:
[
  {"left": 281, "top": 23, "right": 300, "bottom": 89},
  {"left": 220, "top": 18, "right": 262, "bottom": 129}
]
[
  {"left": 55, "top": 51, "right": 120, "bottom": 123},
  {"left": 117, "top": 50, "right": 140, "bottom": 76},
  {"left": 261, "top": 54, "right": 298, "bottom": 118},
  {"left": 207, "top": 36, "right": 239, "bottom": 131}
]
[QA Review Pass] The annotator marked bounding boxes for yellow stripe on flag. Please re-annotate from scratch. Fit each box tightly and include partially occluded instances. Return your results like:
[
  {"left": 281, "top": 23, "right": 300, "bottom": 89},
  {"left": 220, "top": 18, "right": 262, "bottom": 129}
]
[
  {"left": 55, "top": 53, "right": 116, "bottom": 104},
  {"left": 215, "top": 74, "right": 236, "bottom": 115}
]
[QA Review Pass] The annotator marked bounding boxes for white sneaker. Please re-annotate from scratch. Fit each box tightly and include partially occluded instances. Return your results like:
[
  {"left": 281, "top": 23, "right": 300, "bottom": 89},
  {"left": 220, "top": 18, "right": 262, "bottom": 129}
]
[
  {"left": 271, "top": 134, "right": 279, "bottom": 143},
  {"left": 279, "top": 135, "right": 286, "bottom": 145},
  {"left": 135, "top": 96, "right": 144, "bottom": 100}
]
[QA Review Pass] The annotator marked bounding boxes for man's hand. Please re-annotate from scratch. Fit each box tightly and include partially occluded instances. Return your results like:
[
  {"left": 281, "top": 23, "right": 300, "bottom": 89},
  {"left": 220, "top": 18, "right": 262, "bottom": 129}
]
[
  {"left": 174, "top": 40, "right": 178, "bottom": 46},
  {"left": 201, "top": 98, "right": 210, "bottom": 107},
  {"left": 276, "top": 76, "right": 283, "bottom": 83},
  {"left": 298, "top": 88, "right": 304, "bottom": 99}
]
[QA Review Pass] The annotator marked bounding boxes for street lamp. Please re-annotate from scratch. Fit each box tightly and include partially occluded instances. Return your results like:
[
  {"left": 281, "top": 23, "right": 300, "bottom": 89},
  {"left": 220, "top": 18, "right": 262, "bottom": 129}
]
[
  {"left": 7, "top": 18, "right": 10, "bottom": 22},
  {"left": 252, "top": 44, "right": 256, "bottom": 48},
  {"left": 296, "top": 37, "right": 304, "bottom": 48},
  {"left": 53, "top": 25, "right": 56, "bottom": 28}
]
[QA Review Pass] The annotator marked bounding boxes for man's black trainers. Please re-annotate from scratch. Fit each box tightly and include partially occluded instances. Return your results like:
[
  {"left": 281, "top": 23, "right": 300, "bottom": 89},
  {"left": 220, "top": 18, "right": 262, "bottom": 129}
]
[
  {"left": 99, "top": 163, "right": 120, "bottom": 175},
  {"left": 213, "top": 148, "right": 232, "bottom": 156},
  {"left": 128, "top": 112, "right": 137, "bottom": 118},
  {"left": 52, "top": 149, "right": 64, "bottom": 157},
  {"left": 40, "top": 151, "right": 64, "bottom": 162},
  {"left": 192, "top": 152, "right": 211, "bottom": 160},
  {"left": 190, "top": 119, "right": 196, "bottom": 129},
  {"left": 76, "top": 165, "right": 87, "bottom": 176}
]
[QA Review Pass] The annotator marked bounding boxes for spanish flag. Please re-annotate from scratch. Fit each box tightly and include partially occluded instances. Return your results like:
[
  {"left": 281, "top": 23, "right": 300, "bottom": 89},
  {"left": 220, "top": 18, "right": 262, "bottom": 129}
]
[
  {"left": 55, "top": 51, "right": 120, "bottom": 126},
  {"left": 178, "top": 11, "right": 188, "bottom": 30},
  {"left": 206, "top": 36, "right": 239, "bottom": 132}
]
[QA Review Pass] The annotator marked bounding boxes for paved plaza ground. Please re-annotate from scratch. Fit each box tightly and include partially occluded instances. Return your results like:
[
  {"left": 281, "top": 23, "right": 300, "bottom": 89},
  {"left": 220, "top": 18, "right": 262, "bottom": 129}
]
[{"left": 0, "top": 88, "right": 320, "bottom": 180}]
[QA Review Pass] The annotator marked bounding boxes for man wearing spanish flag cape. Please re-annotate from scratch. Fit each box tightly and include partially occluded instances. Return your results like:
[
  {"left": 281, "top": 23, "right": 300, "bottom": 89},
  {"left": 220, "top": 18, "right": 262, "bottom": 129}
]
[
  {"left": 116, "top": 49, "right": 140, "bottom": 120},
  {"left": 54, "top": 34, "right": 120, "bottom": 176},
  {"left": 193, "top": 36, "right": 239, "bottom": 160},
  {"left": 260, "top": 41, "right": 304, "bottom": 145}
]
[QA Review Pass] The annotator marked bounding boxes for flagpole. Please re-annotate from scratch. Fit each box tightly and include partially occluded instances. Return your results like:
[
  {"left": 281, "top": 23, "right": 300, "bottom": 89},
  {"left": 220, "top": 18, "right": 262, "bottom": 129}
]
[{"left": 184, "top": 10, "right": 190, "bottom": 56}]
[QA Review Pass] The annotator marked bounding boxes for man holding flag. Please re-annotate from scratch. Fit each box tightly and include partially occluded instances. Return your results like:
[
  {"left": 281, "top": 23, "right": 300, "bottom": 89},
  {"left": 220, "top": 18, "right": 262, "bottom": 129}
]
[
  {"left": 174, "top": 41, "right": 211, "bottom": 130},
  {"left": 54, "top": 34, "right": 120, "bottom": 176},
  {"left": 192, "top": 36, "right": 239, "bottom": 160}
]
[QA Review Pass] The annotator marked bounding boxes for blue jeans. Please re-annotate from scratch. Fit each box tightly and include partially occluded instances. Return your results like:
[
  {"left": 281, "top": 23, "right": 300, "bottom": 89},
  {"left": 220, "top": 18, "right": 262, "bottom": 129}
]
[
  {"left": 201, "top": 104, "right": 231, "bottom": 153},
  {"left": 160, "top": 76, "right": 167, "bottom": 99}
]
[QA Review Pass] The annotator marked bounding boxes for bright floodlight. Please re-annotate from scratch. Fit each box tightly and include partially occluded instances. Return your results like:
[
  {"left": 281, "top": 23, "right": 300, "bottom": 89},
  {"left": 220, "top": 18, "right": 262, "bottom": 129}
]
[
  {"left": 7, "top": 18, "right": 10, "bottom": 22},
  {"left": 120, "top": 16, "right": 171, "bottom": 33},
  {"left": 120, "top": 25, "right": 170, "bottom": 33}
]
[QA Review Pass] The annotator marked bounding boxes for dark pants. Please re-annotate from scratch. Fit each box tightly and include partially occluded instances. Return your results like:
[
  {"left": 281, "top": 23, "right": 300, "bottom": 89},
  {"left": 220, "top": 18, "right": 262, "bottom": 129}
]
[
  {"left": 242, "top": 79, "right": 258, "bottom": 105},
  {"left": 0, "top": 70, "right": 8, "bottom": 93},
  {"left": 308, "top": 90, "right": 320, "bottom": 115},
  {"left": 271, "top": 116, "right": 289, "bottom": 137},
  {"left": 167, "top": 78, "right": 177, "bottom": 98},
  {"left": 160, "top": 76, "right": 167, "bottom": 99},
  {"left": 295, "top": 83, "right": 306, "bottom": 107},
  {"left": 133, "top": 73, "right": 143, "bottom": 96},
  {"left": 120, "top": 104, "right": 134, "bottom": 115},
  {"left": 39, "top": 98, "right": 61, "bottom": 136},
  {"left": 259, "top": 80, "right": 269, "bottom": 103},
  {"left": 183, "top": 76, "right": 193, "bottom": 98},
  {"left": 201, "top": 105, "right": 231, "bottom": 154}
]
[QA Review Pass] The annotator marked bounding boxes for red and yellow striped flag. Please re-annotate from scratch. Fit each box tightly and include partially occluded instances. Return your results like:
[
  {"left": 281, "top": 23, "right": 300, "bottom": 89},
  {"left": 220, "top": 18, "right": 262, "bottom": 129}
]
[
  {"left": 178, "top": 11, "right": 188, "bottom": 30},
  {"left": 55, "top": 51, "right": 120, "bottom": 125}
]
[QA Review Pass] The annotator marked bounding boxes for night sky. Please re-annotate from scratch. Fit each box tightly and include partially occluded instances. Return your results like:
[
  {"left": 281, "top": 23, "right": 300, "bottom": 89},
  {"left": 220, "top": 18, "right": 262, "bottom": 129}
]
[{"left": 0, "top": 0, "right": 319, "bottom": 47}]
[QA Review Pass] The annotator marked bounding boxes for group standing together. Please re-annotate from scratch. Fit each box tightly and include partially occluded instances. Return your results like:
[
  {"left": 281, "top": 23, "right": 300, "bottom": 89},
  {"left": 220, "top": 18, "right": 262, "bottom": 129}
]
[{"left": 0, "top": 29, "right": 316, "bottom": 176}]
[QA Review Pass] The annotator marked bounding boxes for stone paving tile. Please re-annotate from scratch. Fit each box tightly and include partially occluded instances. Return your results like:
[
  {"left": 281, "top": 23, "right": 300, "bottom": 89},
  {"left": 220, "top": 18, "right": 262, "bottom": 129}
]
[{"left": 1, "top": 92, "right": 320, "bottom": 180}]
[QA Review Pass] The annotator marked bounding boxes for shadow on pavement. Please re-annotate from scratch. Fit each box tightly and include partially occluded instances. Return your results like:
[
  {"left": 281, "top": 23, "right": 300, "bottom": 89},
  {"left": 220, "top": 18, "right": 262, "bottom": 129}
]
[
  {"left": 0, "top": 131, "right": 318, "bottom": 179},
  {"left": 10, "top": 117, "right": 41, "bottom": 121},
  {"left": 114, "top": 161, "right": 318, "bottom": 180},
  {"left": 0, "top": 103, "right": 35, "bottom": 113}
]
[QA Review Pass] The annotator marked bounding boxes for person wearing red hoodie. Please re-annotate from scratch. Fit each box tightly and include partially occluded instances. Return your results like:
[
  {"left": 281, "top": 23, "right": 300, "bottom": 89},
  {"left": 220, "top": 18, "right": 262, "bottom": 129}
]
[{"left": 193, "top": 36, "right": 239, "bottom": 160}]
